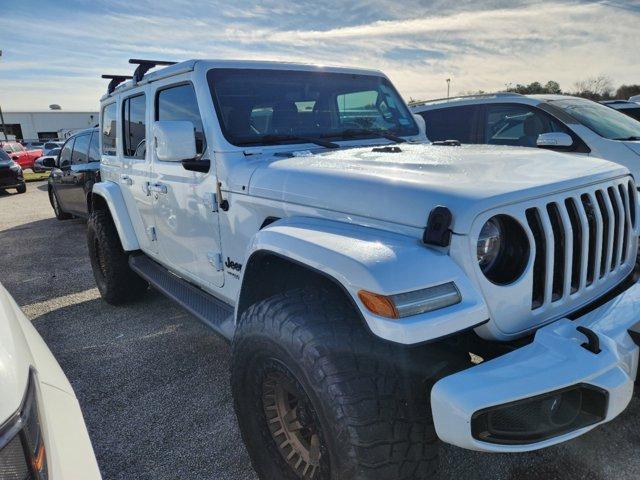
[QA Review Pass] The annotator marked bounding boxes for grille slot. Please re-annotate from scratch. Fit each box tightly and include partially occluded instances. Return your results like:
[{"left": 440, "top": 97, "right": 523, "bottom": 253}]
[{"left": 524, "top": 180, "right": 634, "bottom": 311}]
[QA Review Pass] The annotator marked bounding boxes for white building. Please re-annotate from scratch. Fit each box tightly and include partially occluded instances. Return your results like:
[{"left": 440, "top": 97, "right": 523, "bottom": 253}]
[{"left": 0, "top": 111, "right": 99, "bottom": 141}]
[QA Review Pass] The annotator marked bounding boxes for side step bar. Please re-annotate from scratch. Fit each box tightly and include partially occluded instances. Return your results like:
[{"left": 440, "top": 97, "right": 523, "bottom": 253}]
[{"left": 129, "top": 254, "right": 235, "bottom": 341}]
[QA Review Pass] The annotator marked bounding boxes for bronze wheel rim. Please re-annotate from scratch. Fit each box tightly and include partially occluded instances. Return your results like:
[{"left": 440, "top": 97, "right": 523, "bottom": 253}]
[{"left": 262, "top": 370, "right": 322, "bottom": 479}]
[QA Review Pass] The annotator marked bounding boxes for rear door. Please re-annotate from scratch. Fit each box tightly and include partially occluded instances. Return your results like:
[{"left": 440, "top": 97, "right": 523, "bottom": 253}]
[
  {"left": 51, "top": 137, "right": 74, "bottom": 209},
  {"left": 150, "top": 81, "right": 224, "bottom": 288},
  {"left": 65, "top": 132, "right": 91, "bottom": 213}
]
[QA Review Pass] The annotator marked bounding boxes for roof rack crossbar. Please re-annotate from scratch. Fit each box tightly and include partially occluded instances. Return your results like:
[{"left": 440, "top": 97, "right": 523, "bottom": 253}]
[
  {"left": 129, "top": 59, "right": 177, "bottom": 83},
  {"left": 102, "top": 74, "right": 133, "bottom": 94}
]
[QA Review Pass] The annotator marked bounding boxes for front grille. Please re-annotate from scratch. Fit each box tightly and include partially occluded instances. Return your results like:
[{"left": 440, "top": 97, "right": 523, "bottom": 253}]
[{"left": 526, "top": 178, "right": 636, "bottom": 311}]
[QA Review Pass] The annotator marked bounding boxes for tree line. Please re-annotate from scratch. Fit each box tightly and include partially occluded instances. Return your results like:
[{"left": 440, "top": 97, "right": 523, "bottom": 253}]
[{"left": 504, "top": 76, "right": 640, "bottom": 101}]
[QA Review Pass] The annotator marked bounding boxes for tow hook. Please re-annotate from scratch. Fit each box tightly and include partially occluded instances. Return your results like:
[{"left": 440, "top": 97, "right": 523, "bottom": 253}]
[{"left": 577, "top": 326, "right": 601, "bottom": 354}]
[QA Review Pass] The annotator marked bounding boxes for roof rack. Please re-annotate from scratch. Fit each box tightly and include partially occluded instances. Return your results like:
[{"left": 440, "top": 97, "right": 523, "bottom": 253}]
[
  {"left": 102, "top": 74, "right": 133, "bottom": 94},
  {"left": 129, "top": 58, "right": 177, "bottom": 83},
  {"left": 410, "top": 92, "right": 523, "bottom": 107}
]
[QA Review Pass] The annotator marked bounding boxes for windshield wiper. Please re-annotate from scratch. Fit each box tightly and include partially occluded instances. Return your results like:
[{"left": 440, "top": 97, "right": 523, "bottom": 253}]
[
  {"left": 259, "top": 134, "right": 339, "bottom": 149},
  {"left": 325, "top": 128, "right": 407, "bottom": 144},
  {"left": 613, "top": 136, "right": 640, "bottom": 141}
]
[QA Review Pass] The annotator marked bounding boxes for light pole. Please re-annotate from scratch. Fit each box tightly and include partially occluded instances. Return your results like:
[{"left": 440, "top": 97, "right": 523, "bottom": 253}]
[{"left": 446, "top": 78, "right": 451, "bottom": 99}]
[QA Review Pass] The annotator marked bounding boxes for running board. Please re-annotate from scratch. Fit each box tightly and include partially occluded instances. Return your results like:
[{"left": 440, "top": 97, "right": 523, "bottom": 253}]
[{"left": 129, "top": 254, "right": 235, "bottom": 341}]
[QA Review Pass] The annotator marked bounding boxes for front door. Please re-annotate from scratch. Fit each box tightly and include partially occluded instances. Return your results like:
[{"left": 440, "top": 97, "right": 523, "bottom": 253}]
[
  {"left": 52, "top": 136, "right": 74, "bottom": 210},
  {"left": 65, "top": 131, "right": 92, "bottom": 214},
  {"left": 150, "top": 82, "right": 224, "bottom": 289}
]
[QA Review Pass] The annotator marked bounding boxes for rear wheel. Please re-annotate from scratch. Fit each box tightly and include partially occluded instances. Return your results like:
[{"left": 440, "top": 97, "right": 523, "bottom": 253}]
[
  {"left": 232, "top": 287, "right": 454, "bottom": 480},
  {"left": 87, "top": 209, "right": 148, "bottom": 304},
  {"left": 49, "top": 188, "right": 71, "bottom": 219}
]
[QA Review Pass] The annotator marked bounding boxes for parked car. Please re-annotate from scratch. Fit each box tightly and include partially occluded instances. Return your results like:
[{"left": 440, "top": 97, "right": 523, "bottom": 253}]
[
  {"left": 630, "top": 94, "right": 640, "bottom": 103},
  {"left": 0, "top": 149, "right": 26, "bottom": 193},
  {"left": 21, "top": 140, "right": 45, "bottom": 150},
  {"left": 601, "top": 100, "right": 640, "bottom": 121},
  {"left": 411, "top": 93, "right": 640, "bottom": 180},
  {"left": 88, "top": 59, "right": 640, "bottom": 480},
  {"left": 42, "top": 141, "right": 65, "bottom": 155},
  {"left": 33, "top": 148, "right": 61, "bottom": 173},
  {"left": 0, "top": 141, "right": 43, "bottom": 170},
  {"left": 0, "top": 282, "right": 101, "bottom": 479},
  {"left": 44, "top": 127, "right": 100, "bottom": 220}
]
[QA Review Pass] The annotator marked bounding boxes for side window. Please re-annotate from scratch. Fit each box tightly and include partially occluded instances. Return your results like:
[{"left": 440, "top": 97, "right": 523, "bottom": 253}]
[
  {"left": 484, "top": 104, "right": 567, "bottom": 148},
  {"left": 88, "top": 132, "right": 100, "bottom": 162},
  {"left": 71, "top": 134, "right": 90, "bottom": 165},
  {"left": 336, "top": 90, "right": 393, "bottom": 130},
  {"left": 12, "top": 143, "right": 25, "bottom": 153},
  {"left": 419, "top": 106, "right": 478, "bottom": 143},
  {"left": 59, "top": 138, "right": 74, "bottom": 168},
  {"left": 123, "top": 94, "right": 146, "bottom": 158},
  {"left": 156, "top": 84, "right": 206, "bottom": 154},
  {"left": 101, "top": 103, "right": 117, "bottom": 155}
]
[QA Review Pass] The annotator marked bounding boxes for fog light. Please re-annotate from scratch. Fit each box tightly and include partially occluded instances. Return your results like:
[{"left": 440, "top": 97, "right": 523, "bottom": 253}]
[
  {"left": 471, "top": 384, "right": 607, "bottom": 445},
  {"left": 358, "top": 282, "right": 461, "bottom": 319}
]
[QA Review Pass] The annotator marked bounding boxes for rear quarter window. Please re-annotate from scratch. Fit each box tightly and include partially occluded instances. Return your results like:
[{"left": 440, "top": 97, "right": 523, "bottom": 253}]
[{"left": 101, "top": 103, "right": 117, "bottom": 155}]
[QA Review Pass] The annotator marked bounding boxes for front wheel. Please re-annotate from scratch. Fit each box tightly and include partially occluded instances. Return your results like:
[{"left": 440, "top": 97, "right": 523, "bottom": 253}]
[
  {"left": 232, "top": 287, "right": 446, "bottom": 480},
  {"left": 16, "top": 183, "right": 26, "bottom": 194},
  {"left": 87, "top": 210, "right": 148, "bottom": 304}
]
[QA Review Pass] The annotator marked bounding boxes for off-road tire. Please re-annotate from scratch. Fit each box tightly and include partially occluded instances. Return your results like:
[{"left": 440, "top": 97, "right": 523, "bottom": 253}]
[
  {"left": 87, "top": 210, "right": 148, "bottom": 304},
  {"left": 232, "top": 287, "right": 453, "bottom": 480},
  {"left": 16, "top": 183, "right": 26, "bottom": 194},
  {"left": 49, "top": 188, "right": 71, "bottom": 220}
]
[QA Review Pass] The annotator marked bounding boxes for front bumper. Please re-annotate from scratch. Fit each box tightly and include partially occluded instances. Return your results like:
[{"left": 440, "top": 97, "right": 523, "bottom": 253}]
[{"left": 431, "top": 280, "right": 640, "bottom": 452}]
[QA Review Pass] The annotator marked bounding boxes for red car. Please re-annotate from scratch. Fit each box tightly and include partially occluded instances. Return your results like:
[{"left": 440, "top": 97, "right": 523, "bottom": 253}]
[{"left": 0, "top": 141, "right": 43, "bottom": 170}]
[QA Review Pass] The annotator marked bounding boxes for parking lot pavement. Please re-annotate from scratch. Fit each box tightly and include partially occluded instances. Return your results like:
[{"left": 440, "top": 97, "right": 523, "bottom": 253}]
[{"left": 0, "top": 181, "right": 638, "bottom": 480}]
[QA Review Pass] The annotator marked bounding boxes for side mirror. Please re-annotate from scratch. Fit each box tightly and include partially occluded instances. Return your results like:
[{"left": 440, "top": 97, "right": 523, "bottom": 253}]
[
  {"left": 42, "top": 157, "right": 56, "bottom": 168},
  {"left": 537, "top": 132, "right": 573, "bottom": 148},
  {"left": 153, "top": 121, "right": 197, "bottom": 162},
  {"left": 413, "top": 113, "right": 427, "bottom": 139}
]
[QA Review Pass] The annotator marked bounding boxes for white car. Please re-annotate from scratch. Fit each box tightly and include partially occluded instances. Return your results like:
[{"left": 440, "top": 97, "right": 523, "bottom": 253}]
[
  {"left": 411, "top": 93, "right": 640, "bottom": 181},
  {"left": 0, "top": 283, "right": 101, "bottom": 479},
  {"left": 601, "top": 100, "right": 640, "bottom": 122},
  {"left": 88, "top": 59, "right": 640, "bottom": 479}
]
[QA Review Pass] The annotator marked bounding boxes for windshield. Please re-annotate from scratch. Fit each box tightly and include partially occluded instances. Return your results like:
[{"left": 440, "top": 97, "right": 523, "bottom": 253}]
[
  {"left": 551, "top": 98, "right": 640, "bottom": 140},
  {"left": 207, "top": 68, "right": 418, "bottom": 147}
]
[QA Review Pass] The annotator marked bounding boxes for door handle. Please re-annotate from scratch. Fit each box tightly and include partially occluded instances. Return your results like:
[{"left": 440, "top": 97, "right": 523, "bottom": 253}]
[
  {"left": 120, "top": 175, "right": 133, "bottom": 186},
  {"left": 148, "top": 183, "right": 167, "bottom": 194}
]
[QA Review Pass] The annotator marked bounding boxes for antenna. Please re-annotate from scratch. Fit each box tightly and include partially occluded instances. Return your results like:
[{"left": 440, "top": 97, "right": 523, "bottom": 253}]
[
  {"left": 102, "top": 74, "right": 133, "bottom": 94},
  {"left": 129, "top": 59, "right": 177, "bottom": 83}
]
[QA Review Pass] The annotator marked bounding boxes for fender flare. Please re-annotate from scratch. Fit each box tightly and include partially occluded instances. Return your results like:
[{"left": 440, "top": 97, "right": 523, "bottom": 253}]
[
  {"left": 237, "top": 217, "right": 489, "bottom": 345},
  {"left": 91, "top": 182, "right": 139, "bottom": 251}
]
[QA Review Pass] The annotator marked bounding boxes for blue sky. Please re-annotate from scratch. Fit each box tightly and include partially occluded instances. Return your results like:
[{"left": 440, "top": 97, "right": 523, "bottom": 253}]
[{"left": 0, "top": 0, "right": 638, "bottom": 111}]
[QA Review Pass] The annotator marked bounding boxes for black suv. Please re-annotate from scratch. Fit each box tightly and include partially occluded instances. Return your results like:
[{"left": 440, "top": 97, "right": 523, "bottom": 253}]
[
  {"left": 46, "top": 127, "right": 101, "bottom": 219},
  {"left": 0, "top": 149, "right": 26, "bottom": 194}
]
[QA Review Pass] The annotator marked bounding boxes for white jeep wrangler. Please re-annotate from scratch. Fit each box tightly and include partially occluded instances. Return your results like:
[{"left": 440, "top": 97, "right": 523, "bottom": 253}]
[{"left": 89, "top": 59, "right": 640, "bottom": 480}]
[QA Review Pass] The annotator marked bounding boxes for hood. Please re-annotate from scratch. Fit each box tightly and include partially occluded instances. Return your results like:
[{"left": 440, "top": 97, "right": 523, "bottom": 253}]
[
  {"left": 623, "top": 141, "right": 640, "bottom": 157},
  {"left": 0, "top": 284, "right": 32, "bottom": 423},
  {"left": 249, "top": 143, "right": 628, "bottom": 233}
]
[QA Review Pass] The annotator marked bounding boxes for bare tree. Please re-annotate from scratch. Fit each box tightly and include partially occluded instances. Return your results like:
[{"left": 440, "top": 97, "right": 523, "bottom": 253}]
[{"left": 572, "top": 75, "right": 614, "bottom": 100}]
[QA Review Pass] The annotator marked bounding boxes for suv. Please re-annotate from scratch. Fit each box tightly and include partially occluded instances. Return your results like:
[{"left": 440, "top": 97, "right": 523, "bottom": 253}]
[
  {"left": 88, "top": 59, "right": 640, "bottom": 480},
  {"left": 411, "top": 93, "right": 640, "bottom": 181},
  {"left": 601, "top": 100, "right": 640, "bottom": 122},
  {"left": 45, "top": 127, "right": 101, "bottom": 220},
  {"left": 0, "top": 148, "right": 26, "bottom": 193}
]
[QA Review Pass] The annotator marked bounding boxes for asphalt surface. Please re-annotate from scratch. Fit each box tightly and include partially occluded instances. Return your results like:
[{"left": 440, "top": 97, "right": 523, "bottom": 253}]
[{"left": 0, "top": 181, "right": 638, "bottom": 480}]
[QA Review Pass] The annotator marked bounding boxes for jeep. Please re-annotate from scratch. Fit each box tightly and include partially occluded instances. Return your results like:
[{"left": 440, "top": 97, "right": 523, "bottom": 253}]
[{"left": 88, "top": 59, "right": 640, "bottom": 480}]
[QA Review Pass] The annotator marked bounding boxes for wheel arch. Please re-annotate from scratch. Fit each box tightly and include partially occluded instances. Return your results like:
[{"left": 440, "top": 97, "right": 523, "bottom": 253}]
[{"left": 90, "top": 182, "right": 139, "bottom": 251}]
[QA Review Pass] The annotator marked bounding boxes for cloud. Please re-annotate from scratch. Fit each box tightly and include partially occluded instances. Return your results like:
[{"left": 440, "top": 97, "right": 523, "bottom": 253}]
[{"left": 0, "top": 0, "right": 638, "bottom": 110}]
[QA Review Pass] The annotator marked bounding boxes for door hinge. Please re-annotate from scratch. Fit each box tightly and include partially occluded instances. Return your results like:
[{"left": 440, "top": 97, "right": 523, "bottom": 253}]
[
  {"left": 147, "top": 226, "right": 157, "bottom": 242},
  {"left": 204, "top": 192, "right": 218, "bottom": 212},
  {"left": 208, "top": 252, "right": 223, "bottom": 271}
]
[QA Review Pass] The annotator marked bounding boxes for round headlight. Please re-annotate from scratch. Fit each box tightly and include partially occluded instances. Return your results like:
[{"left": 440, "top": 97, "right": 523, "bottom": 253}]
[
  {"left": 477, "top": 218, "right": 503, "bottom": 271},
  {"left": 477, "top": 215, "right": 530, "bottom": 285}
]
